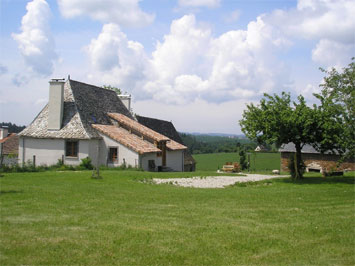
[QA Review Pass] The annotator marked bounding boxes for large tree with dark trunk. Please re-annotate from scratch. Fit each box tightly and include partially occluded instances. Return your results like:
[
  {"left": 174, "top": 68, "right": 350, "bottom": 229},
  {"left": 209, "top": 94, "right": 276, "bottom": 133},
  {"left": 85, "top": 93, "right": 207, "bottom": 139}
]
[{"left": 239, "top": 92, "right": 321, "bottom": 179}]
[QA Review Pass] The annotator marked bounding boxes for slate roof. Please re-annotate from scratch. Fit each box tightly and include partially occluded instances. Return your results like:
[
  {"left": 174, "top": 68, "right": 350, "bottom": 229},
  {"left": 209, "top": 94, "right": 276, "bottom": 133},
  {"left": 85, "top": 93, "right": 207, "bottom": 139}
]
[
  {"left": 0, "top": 133, "right": 19, "bottom": 155},
  {"left": 19, "top": 79, "right": 133, "bottom": 139},
  {"left": 136, "top": 115, "right": 195, "bottom": 164},
  {"left": 92, "top": 124, "right": 160, "bottom": 154},
  {"left": 279, "top": 143, "right": 336, "bottom": 154}
]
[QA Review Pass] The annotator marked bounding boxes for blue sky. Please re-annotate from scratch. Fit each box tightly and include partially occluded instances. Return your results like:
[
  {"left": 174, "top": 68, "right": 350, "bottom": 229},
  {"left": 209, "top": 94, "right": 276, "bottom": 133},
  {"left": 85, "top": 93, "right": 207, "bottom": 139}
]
[{"left": 1, "top": 0, "right": 354, "bottom": 134}]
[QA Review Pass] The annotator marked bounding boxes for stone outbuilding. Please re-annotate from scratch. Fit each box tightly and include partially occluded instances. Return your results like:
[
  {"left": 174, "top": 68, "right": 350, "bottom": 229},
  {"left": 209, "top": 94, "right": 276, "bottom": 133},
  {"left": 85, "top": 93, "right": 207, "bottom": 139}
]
[{"left": 279, "top": 143, "right": 355, "bottom": 173}]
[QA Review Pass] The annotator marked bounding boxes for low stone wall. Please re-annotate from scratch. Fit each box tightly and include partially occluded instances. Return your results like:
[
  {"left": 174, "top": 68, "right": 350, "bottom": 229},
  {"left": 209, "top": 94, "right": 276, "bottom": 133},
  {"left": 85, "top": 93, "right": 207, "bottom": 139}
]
[{"left": 281, "top": 152, "right": 355, "bottom": 173}]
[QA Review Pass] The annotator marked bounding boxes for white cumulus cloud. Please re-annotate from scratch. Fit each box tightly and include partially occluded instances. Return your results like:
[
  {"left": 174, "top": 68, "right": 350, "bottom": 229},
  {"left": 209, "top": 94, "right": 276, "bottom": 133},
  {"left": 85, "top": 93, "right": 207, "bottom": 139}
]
[
  {"left": 178, "top": 0, "right": 221, "bottom": 8},
  {"left": 85, "top": 0, "right": 355, "bottom": 106},
  {"left": 267, "top": 0, "right": 355, "bottom": 68},
  {"left": 12, "top": 0, "right": 57, "bottom": 76},
  {"left": 86, "top": 14, "right": 290, "bottom": 105},
  {"left": 86, "top": 23, "right": 149, "bottom": 95},
  {"left": 312, "top": 39, "right": 354, "bottom": 69},
  {"left": 143, "top": 15, "right": 290, "bottom": 104},
  {"left": 58, "top": 0, "right": 155, "bottom": 27}
]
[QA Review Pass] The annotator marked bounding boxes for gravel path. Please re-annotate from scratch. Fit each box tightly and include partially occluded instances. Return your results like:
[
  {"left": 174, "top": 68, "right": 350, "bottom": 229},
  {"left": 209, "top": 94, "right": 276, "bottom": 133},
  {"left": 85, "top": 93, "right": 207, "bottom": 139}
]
[{"left": 153, "top": 174, "right": 289, "bottom": 188}]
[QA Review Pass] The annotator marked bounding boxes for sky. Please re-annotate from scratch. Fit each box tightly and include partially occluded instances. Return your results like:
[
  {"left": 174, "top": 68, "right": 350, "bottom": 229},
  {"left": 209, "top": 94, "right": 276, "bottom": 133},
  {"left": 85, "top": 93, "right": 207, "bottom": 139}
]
[{"left": 0, "top": 0, "right": 354, "bottom": 134}]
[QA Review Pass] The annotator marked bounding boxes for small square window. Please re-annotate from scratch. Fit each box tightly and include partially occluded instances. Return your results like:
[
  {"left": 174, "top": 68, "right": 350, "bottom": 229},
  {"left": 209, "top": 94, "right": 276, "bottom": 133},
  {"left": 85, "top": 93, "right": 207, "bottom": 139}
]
[
  {"left": 108, "top": 147, "right": 118, "bottom": 163},
  {"left": 66, "top": 141, "right": 78, "bottom": 157}
]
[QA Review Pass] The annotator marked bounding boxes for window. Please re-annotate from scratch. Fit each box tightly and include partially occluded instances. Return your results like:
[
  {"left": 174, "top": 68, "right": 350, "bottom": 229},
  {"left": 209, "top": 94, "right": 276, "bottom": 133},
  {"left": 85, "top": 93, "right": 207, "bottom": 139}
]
[
  {"left": 66, "top": 141, "right": 78, "bottom": 157},
  {"left": 108, "top": 147, "right": 118, "bottom": 163},
  {"left": 148, "top": 160, "right": 155, "bottom": 171}
]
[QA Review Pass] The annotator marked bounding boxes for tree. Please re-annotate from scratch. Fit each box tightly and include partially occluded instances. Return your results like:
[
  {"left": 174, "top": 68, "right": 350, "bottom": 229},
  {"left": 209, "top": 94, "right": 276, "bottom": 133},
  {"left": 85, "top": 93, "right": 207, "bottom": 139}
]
[
  {"left": 314, "top": 58, "right": 355, "bottom": 160},
  {"left": 0, "top": 122, "right": 25, "bottom": 133},
  {"left": 102, "top": 85, "right": 122, "bottom": 95},
  {"left": 239, "top": 92, "right": 321, "bottom": 179},
  {"left": 239, "top": 149, "right": 247, "bottom": 170}
]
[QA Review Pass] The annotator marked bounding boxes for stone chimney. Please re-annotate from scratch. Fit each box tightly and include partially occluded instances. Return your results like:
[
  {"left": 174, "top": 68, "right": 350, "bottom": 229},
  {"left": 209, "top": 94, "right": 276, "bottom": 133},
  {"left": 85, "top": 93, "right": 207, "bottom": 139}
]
[
  {"left": 0, "top": 126, "right": 8, "bottom": 140},
  {"left": 48, "top": 79, "right": 65, "bottom": 130},
  {"left": 118, "top": 94, "right": 132, "bottom": 112}
]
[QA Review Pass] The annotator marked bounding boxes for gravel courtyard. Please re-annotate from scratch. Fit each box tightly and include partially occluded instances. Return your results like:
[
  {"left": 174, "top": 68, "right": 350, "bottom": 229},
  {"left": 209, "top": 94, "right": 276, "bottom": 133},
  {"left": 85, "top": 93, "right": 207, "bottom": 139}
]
[{"left": 153, "top": 174, "right": 289, "bottom": 188}]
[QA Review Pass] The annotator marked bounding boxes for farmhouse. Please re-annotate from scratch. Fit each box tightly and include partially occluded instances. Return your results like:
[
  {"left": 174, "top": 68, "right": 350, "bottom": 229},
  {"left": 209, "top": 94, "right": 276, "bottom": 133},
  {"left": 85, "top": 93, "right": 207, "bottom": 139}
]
[
  {"left": 280, "top": 143, "right": 355, "bottom": 173},
  {"left": 18, "top": 78, "right": 187, "bottom": 171},
  {"left": 0, "top": 127, "right": 19, "bottom": 166}
]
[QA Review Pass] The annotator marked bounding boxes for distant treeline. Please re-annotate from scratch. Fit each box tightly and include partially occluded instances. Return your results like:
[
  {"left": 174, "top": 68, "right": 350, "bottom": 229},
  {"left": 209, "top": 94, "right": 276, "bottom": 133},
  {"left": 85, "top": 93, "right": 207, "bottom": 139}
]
[
  {"left": 0, "top": 122, "right": 26, "bottom": 133},
  {"left": 179, "top": 133, "right": 259, "bottom": 154}
]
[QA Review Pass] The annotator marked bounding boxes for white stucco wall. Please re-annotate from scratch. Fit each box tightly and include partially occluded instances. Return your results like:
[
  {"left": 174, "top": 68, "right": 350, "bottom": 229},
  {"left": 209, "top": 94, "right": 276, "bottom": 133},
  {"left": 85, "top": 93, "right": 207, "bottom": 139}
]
[
  {"left": 18, "top": 137, "right": 92, "bottom": 166},
  {"left": 17, "top": 136, "right": 185, "bottom": 171},
  {"left": 140, "top": 152, "right": 160, "bottom": 171},
  {"left": 98, "top": 133, "right": 140, "bottom": 168},
  {"left": 88, "top": 139, "right": 100, "bottom": 167},
  {"left": 166, "top": 150, "right": 184, "bottom": 171}
]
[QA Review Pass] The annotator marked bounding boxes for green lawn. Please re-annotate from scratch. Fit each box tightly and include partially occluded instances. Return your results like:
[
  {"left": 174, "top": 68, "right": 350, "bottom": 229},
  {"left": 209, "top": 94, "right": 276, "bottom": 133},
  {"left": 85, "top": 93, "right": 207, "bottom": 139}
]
[
  {"left": 193, "top": 152, "right": 281, "bottom": 172},
  {"left": 1, "top": 170, "right": 354, "bottom": 265}
]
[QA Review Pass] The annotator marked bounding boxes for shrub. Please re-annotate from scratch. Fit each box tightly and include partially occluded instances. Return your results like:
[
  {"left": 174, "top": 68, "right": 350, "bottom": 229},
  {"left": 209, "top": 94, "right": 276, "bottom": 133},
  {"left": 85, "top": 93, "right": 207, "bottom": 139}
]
[
  {"left": 56, "top": 158, "right": 64, "bottom": 167},
  {"left": 239, "top": 150, "right": 248, "bottom": 170},
  {"left": 79, "top": 157, "right": 94, "bottom": 170}
]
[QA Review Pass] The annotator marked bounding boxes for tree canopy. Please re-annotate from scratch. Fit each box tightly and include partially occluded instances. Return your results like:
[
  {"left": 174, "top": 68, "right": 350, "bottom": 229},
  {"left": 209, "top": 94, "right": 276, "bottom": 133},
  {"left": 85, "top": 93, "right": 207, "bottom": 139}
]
[
  {"left": 239, "top": 92, "right": 320, "bottom": 179},
  {"left": 102, "top": 85, "right": 122, "bottom": 95},
  {"left": 314, "top": 58, "right": 355, "bottom": 160},
  {"left": 239, "top": 58, "right": 355, "bottom": 179}
]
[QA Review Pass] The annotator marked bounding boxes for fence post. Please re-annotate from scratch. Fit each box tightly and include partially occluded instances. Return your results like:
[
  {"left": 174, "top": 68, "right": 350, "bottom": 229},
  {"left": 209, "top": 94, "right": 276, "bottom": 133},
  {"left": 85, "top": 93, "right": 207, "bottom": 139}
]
[{"left": 33, "top": 155, "right": 36, "bottom": 167}]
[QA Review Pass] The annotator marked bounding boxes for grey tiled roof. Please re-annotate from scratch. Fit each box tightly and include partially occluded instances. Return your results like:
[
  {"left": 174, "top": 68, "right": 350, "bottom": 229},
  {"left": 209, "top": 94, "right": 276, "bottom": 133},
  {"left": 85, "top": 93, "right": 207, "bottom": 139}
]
[
  {"left": 279, "top": 143, "right": 318, "bottom": 153},
  {"left": 279, "top": 143, "right": 337, "bottom": 155},
  {"left": 19, "top": 79, "right": 133, "bottom": 139}
]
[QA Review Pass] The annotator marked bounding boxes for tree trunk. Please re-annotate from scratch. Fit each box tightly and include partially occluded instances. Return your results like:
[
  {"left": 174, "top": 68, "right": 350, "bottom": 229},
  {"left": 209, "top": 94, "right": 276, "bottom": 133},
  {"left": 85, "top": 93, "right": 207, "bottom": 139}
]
[{"left": 294, "top": 143, "right": 304, "bottom": 179}]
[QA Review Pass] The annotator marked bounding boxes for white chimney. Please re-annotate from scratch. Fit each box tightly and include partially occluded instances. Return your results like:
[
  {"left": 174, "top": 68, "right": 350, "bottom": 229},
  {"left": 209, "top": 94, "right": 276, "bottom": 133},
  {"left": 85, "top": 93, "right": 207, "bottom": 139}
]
[
  {"left": 0, "top": 126, "right": 8, "bottom": 140},
  {"left": 118, "top": 94, "right": 132, "bottom": 112},
  {"left": 48, "top": 79, "right": 65, "bottom": 130}
]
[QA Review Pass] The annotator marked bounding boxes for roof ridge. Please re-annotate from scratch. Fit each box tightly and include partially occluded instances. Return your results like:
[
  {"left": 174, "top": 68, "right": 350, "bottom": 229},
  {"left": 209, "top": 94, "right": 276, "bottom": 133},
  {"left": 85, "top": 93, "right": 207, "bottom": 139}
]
[
  {"left": 69, "top": 79, "right": 116, "bottom": 94},
  {"left": 136, "top": 114, "right": 173, "bottom": 124}
]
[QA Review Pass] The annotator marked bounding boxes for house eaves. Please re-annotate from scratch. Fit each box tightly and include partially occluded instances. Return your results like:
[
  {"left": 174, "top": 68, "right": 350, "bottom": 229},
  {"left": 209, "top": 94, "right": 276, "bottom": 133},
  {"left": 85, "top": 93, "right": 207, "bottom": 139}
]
[{"left": 92, "top": 124, "right": 161, "bottom": 154}]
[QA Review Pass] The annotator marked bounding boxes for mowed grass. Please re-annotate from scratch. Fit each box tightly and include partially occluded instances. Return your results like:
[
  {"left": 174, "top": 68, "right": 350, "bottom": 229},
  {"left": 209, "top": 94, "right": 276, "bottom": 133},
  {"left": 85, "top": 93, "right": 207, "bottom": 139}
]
[
  {"left": 194, "top": 152, "right": 281, "bottom": 172},
  {"left": 1, "top": 170, "right": 354, "bottom": 265}
]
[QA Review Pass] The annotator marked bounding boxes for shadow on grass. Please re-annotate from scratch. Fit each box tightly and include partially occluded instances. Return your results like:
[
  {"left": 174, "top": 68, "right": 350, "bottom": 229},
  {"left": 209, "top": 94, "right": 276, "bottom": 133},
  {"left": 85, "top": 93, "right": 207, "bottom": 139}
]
[
  {"left": 0, "top": 190, "right": 23, "bottom": 195},
  {"left": 280, "top": 176, "right": 355, "bottom": 185}
]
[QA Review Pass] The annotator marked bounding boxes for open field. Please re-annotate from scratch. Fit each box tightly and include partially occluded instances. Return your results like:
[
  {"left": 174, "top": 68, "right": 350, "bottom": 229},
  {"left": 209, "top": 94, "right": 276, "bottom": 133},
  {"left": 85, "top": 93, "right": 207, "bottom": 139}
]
[
  {"left": 1, "top": 170, "right": 354, "bottom": 265},
  {"left": 193, "top": 152, "right": 281, "bottom": 172}
]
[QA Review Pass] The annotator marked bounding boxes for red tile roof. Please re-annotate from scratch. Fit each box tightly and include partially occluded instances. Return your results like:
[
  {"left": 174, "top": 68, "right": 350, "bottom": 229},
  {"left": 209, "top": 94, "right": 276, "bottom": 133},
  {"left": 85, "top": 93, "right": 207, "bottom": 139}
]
[
  {"left": 92, "top": 124, "right": 161, "bottom": 154},
  {"left": 0, "top": 133, "right": 19, "bottom": 155},
  {"left": 108, "top": 113, "right": 170, "bottom": 142},
  {"left": 167, "top": 139, "right": 187, "bottom": 151}
]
